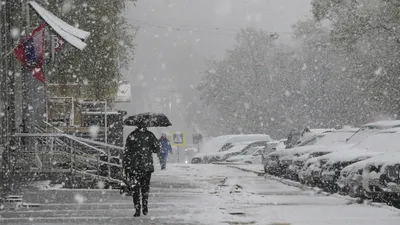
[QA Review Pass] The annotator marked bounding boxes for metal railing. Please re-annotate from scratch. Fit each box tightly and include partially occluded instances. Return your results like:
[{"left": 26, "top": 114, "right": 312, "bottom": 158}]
[{"left": 10, "top": 132, "right": 124, "bottom": 186}]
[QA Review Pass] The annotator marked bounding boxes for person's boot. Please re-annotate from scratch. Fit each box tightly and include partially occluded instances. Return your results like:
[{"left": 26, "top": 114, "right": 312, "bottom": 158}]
[
  {"left": 134, "top": 204, "right": 141, "bottom": 217},
  {"left": 142, "top": 194, "right": 149, "bottom": 215},
  {"left": 133, "top": 195, "right": 141, "bottom": 217}
]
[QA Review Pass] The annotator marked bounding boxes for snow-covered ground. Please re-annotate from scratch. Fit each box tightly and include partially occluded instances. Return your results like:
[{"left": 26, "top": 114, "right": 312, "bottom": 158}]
[{"left": 1, "top": 164, "right": 399, "bottom": 224}]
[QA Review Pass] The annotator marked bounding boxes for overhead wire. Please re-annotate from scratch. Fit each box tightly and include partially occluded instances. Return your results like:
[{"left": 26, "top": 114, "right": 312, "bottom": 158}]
[{"left": 130, "top": 19, "right": 294, "bottom": 39}]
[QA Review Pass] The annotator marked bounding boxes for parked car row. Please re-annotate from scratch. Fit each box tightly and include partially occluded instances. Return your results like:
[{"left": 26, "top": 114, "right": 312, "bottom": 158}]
[
  {"left": 263, "top": 120, "right": 400, "bottom": 208},
  {"left": 192, "top": 127, "right": 325, "bottom": 165}
]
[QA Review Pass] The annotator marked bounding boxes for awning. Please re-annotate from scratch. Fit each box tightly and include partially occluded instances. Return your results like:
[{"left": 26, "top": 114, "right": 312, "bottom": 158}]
[{"left": 29, "top": 1, "right": 90, "bottom": 50}]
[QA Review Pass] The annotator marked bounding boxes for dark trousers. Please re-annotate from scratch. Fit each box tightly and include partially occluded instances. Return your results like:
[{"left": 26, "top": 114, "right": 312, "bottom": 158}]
[
  {"left": 160, "top": 153, "right": 168, "bottom": 170},
  {"left": 129, "top": 172, "right": 152, "bottom": 210}
]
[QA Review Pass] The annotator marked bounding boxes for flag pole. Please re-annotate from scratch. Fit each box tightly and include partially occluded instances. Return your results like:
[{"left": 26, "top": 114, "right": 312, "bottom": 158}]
[{"left": 44, "top": 27, "right": 49, "bottom": 128}]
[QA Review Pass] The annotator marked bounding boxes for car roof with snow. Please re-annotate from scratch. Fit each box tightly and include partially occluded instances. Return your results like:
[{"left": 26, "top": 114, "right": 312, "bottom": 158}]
[
  {"left": 279, "top": 145, "right": 323, "bottom": 158},
  {"left": 363, "top": 152, "right": 400, "bottom": 166},
  {"left": 342, "top": 152, "right": 400, "bottom": 171},
  {"left": 361, "top": 120, "right": 400, "bottom": 128},
  {"left": 310, "top": 129, "right": 400, "bottom": 165},
  {"left": 377, "top": 127, "right": 400, "bottom": 133},
  {"left": 292, "top": 145, "right": 345, "bottom": 162},
  {"left": 350, "top": 130, "right": 400, "bottom": 153},
  {"left": 345, "top": 120, "right": 400, "bottom": 144},
  {"left": 206, "top": 140, "right": 265, "bottom": 156},
  {"left": 305, "top": 153, "right": 335, "bottom": 165},
  {"left": 324, "top": 150, "right": 381, "bottom": 165},
  {"left": 280, "top": 130, "right": 354, "bottom": 157},
  {"left": 198, "top": 134, "right": 271, "bottom": 154}
]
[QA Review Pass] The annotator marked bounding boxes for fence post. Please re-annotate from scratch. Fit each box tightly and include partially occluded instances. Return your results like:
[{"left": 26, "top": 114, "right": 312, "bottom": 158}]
[
  {"left": 70, "top": 138, "right": 74, "bottom": 188},
  {"left": 107, "top": 148, "right": 111, "bottom": 178}
]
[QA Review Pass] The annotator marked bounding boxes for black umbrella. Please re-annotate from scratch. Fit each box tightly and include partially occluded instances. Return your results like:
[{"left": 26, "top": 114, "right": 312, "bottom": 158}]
[{"left": 124, "top": 112, "right": 172, "bottom": 127}]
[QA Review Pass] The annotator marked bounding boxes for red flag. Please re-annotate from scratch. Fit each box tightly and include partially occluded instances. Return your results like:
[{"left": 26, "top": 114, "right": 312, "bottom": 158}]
[{"left": 14, "top": 24, "right": 46, "bottom": 82}]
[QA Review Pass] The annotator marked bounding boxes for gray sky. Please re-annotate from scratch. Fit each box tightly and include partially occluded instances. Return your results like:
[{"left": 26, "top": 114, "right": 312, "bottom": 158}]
[{"left": 120, "top": 0, "right": 312, "bottom": 139}]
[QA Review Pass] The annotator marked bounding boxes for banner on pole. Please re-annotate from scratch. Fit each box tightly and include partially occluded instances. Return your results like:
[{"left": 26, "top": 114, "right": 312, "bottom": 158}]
[{"left": 114, "top": 82, "right": 131, "bottom": 103}]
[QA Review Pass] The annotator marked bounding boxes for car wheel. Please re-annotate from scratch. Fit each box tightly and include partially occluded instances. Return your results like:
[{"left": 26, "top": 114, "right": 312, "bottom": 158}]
[
  {"left": 349, "top": 185, "right": 363, "bottom": 198},
  {"left": 391, "top": 199, "right": 400, "bottom": 209},
  {"left": 364, "top": 190, "right": 380, "bottom": 201},
  {"left": 191, "top": 158, "right": 201, "bottom": 164}
]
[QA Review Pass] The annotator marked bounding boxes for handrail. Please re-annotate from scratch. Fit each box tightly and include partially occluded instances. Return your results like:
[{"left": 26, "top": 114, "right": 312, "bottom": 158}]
[
  {"left": 54, "top": 151, "right": 122, "bottom": 168},
  {"left": 70, "top": 135, "right": 124, "bottom": 151},
  {"left": 74, "top": 170, "right": 122, "bottom": 183},
  {"left": 13, "top": 133, "right": 106, "bottom": 155},
  {"left": 41, "top": 120, "right": 65, "bottom": 133},
  {"left": 40, "top": 120, "right": 124, "bottom": 151}
]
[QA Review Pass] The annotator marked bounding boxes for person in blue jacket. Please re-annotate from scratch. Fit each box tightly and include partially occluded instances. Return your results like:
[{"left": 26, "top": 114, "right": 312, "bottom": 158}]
[{"left": 159, "top": 133, "right": 172, "bottom": 170}]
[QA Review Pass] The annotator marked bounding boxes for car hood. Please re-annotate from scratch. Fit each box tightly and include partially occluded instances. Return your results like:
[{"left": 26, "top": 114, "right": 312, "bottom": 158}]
[{"left": 226, "top": 155, "right": 245, "bottom": 161}]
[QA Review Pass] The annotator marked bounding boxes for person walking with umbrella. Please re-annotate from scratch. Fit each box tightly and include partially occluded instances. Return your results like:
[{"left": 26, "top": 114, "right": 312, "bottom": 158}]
[
  {"left": 123, "top": 113, "right": 172, "bottom": 217},
  {"left": 159, "top": 133, "right": 172, "bottom": 170}
]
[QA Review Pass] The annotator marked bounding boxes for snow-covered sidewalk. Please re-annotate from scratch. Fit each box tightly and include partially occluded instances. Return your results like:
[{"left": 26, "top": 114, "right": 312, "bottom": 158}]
[{"left": 1, "top": 164, "right": 399, "bottom": 225}]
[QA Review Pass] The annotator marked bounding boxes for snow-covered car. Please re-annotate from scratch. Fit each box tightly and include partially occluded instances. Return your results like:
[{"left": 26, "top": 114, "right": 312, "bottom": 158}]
[
  {"left": 225, "top": 145, "right": 265, "bottom": 164},
  {"left": 317, "top": 127, "right": 400, "bottom": 194},
  {"left": 320, "top": 150, "right": 379, "bottom": 193},
  {"left": 335, "top": 153, "right": 400, "bottom": 199},
  {"left": 261, "top": 140, "right": 280, "bottom": 165},
  {"left": 337, "top": 164, "right": 365, "bottom": 198},
  {"left": 301, "top": 155, "right": 330, "bottom": 186},
  {"left": 274, "top": 129, "right": 354, "bottom": 179},
  {"left": 345, "top": 120, "right": 400, "bottom": 144},
  {"left": 264, "top": 151, "right": 285, "bottom": 175},
  {"left": 191, "top": 134, "right": 271, "bottom": 164},
  {"left": 265, "top": 144, "right": 321, "bottom": 177},
  {"left": 297, "top": 121, "right": 400, "bottom": 188},
  {"left": 183, "top": 146, "right": 198, "bottom": 164},
  {"left": 285, "top": 128, "right": 334, "bottom": 149},
  {"left": 287, "top": 128, "right": 357, "bottom": 180},
  {"left": 206, "top": 141, "right": 266, "bottom": 163},
  {"left": 361, "top": 152, "right": 400, "bottom": 203}
]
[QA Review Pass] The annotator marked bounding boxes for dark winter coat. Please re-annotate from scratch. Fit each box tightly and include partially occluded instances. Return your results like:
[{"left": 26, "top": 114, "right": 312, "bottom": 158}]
[
  {"left": 159, "top": 138, "right": 172, "bottom": 155},
  {"left": 123, "top": 128, "right": 161, "bottom": 175}
]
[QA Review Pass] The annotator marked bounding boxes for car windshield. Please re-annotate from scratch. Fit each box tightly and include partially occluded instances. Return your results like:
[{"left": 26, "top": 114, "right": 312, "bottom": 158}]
[
  {"left": 310, "top": 152, "right": 330, "bottom": 158},
  {"left": 315, "top": 132, "right": 354, "bottom": 145},
  {"left": 297, "top": 136, "right": 319, "bottom": 146},
  {"left": 347, "top": 125, "right": 400, "bottom": 144},
  {"left": 352, "top": 132, "right": 400, "bottom": 152},
  {"left": 241, "top": 146, "right": 263, "bottom": 155}
]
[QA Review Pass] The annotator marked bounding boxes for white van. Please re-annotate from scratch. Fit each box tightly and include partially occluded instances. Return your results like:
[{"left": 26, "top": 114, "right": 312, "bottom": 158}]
[{"left": 191, "top": 134, "right": 272, "bottom": 164}]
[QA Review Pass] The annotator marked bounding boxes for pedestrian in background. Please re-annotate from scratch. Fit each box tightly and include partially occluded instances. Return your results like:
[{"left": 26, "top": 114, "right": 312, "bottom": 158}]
[
  {"left": 159, "top": 133, "right": 172, "bottom": 170},
  {"left": 123, "top": 125, "right": 161, "bottom": 217}
]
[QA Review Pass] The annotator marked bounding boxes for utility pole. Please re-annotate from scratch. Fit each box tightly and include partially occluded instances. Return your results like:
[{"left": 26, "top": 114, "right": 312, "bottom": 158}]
[
  {"left": 0, "top": 0, "right": 6, "bottom": 146},
  {"left": 5, "top": 0, "right": 20, "bottom": 138},
  {"left": 1, "top": 0, "right": 23, "bottom": 195},
  {"left": 21, "top": 0, "right": 32, "bottom": 136}
]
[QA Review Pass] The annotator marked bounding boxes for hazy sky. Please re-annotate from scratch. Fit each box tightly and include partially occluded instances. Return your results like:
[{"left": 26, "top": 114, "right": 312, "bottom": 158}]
[{"left": 120, "top": 0, "right": 312, "bottom": 138}]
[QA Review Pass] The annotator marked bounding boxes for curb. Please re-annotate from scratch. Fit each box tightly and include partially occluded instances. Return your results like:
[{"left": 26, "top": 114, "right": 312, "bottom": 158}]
[
  {"left": 227, "top": 165, "right": 264, "bottom": 176},
  {"left": 228, "top": 165, "right": 400, "bottom": 212}
]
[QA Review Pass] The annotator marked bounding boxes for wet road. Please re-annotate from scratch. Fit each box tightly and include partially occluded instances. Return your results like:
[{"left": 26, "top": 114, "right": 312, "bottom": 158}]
[{"left": 1, "top": 164, "right": 400, "bottom": 225}]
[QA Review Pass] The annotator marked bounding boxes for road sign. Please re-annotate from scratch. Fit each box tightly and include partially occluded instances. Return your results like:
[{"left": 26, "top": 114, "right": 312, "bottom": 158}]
[
  {"left": 171, "top": 132, "right": 186, "bottom": 146},
  {"left": 115, "top": 82, "right": 131, "bottom": 103},
  {"left": 193, "top": 133, "right": 203, "bottom": 144}
]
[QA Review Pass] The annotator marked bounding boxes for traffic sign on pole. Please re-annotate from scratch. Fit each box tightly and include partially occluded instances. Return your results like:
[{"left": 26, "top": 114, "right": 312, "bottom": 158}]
[{"left": 171, "top": 132, "right": 186, "bottom": 147}]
